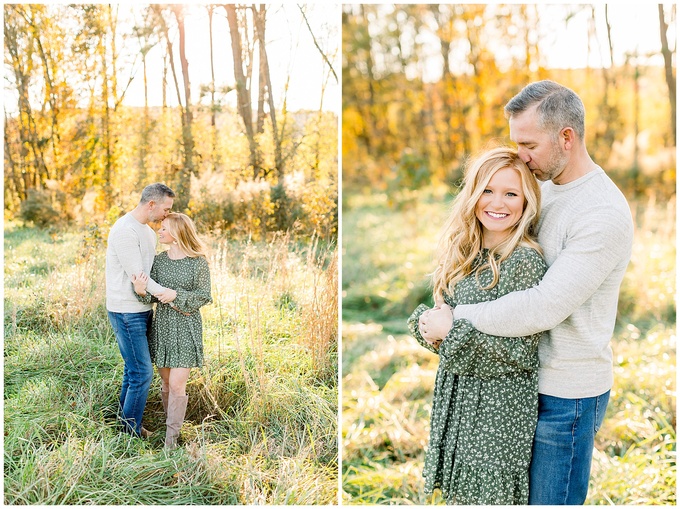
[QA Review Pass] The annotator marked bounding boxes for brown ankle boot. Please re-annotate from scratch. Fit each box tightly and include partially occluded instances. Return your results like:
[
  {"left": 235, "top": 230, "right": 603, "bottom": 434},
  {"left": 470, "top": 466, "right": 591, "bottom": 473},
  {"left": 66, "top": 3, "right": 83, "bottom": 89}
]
[{"left": 165, "top": 394, "right": 188, "bottom": 449}]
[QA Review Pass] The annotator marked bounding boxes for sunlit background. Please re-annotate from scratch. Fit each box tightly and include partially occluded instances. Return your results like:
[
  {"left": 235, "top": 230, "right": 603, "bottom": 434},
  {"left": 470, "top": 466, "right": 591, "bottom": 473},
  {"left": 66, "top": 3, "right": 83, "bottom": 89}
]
[
  {"left": 5, "top": 4, "right": 340, "bottom": 114},
  {"left": 123, "top": 4, "right": 340, "bottom": 112},
  {"left": 341, "top": 3, "right": 676, "bottom": 505},
  {"left": 4, "top": 3, "right": 340, "bottom": 505}
]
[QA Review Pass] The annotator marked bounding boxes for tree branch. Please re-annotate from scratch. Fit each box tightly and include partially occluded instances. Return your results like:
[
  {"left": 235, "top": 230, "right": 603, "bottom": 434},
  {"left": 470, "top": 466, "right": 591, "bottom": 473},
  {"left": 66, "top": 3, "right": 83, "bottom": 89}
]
[{"left": 297, "top": 5, "right": 337, "bottom": 83}]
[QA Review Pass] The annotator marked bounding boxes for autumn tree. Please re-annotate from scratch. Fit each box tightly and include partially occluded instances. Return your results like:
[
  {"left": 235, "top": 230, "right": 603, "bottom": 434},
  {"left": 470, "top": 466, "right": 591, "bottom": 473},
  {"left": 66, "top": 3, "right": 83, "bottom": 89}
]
[
  {"left": 5, "top": 4, "right": 339, "bottom": 238},
  {"left": 132, "top": 6, "right": 161, "bottom": 186}
]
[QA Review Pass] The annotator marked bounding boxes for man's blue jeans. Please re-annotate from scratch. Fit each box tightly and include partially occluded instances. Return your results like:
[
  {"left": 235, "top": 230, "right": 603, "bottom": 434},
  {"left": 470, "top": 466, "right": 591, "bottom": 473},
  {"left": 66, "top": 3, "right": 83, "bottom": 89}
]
[
  {"left": 529, "top": 390, "right": 610, "bottom": 505},
  {"left": 108, "top": 311, "right": 153, "bottom": 436}
]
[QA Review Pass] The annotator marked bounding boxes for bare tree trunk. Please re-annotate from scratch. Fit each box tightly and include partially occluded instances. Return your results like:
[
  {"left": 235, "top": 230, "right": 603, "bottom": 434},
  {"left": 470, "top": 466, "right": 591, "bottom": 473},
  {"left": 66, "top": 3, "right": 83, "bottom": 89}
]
[
  {"left": 4, "top": 112, "right": 24, "bottom": 206},
  {"left": 137, "top": 47, "right": 150, "bottom": 186},
  {"left": 254, "top": 4, "right": 283, "bottom": 180},
  {"left": 138, "top": 49, "right": 149, "bottom": 186},
  {"left": 134, "top": 7, "right": 161, "bottom": 186},
  {"left": 659, "top": 4, "right": 676, "bottom": 142},
  {"left": 465, "top": 7, "right": 485, "bottom": 152},
  {"left": 634, "top": 56, "right": 640, "bottom": 177},
  {"left": 30, "top": 16, "right": 62, "bottom": 170},
  {"left": 207, "top": 5, "right": 220, "bottom": 172},
  {"left": 100, "top": 7, "right": 113, "bottom": 206},
  {"left": 22, "top": 5, "right": 64, "bottom": 181},
  {"left": 428, "top": 5, "right": 455, "bottom": 165},
  {"left": 151, "top": 5, "right": 183, "bottom": 108},
  {"left": 109, "top": 5, "right": 119, "bottom": 105},
  {"left": 225, "top": 4, "right": 260, "bottom": 178},
  {"left": 171, "top": 4, "right": 195, "bottom": 208},
  {"left": 162, "top": 49, "right": 168, "bottom": 108},
  {"left": 256, "top": 7, "right": 266, "bottom": 135},
  {"left": 602, "top": 5, "right": 617, "bottom": 162},
  {"left": 359, "top": 5, "right": 377, "bottom": 155},
  {"left": 152, "top": 4, "right": 191, "bottom": 206},
  {"left": 589, "top": 5, "right": 618, "bottom": 165}
]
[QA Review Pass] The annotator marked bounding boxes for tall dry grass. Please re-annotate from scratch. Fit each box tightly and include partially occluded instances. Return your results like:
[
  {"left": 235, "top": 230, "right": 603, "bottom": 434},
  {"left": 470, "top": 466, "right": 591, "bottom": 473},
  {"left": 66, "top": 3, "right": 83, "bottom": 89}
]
[{"left": 4, "top": 224, "right": 338, "bottom": 504}]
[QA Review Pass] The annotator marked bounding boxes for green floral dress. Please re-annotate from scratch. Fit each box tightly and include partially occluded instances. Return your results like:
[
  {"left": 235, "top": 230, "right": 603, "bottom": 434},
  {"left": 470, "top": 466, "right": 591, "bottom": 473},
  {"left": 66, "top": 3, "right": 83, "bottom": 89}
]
[
  {"left": 138, "top": 252, "right": 213, "bottom": 368},
  {"left": 408, "top": 246, "right": 547, "bottom": 505}
]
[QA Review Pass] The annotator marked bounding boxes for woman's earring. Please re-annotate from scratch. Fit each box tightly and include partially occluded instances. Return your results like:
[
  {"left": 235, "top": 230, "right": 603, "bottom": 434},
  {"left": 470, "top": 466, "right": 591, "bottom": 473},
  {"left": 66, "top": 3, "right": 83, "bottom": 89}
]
[{"left": 173, "top": 240, "right": 178, "bottom": 245}]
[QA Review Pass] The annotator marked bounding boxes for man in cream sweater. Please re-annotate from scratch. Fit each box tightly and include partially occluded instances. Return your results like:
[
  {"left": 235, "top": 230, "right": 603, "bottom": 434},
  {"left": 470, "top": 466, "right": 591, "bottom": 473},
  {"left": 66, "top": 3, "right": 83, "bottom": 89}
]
[
  {"left": 420, "top": 81, "right": 634, "bottom": 504},
  {"left": 106, "top": 183, "right": 177, "bottom": 437}
]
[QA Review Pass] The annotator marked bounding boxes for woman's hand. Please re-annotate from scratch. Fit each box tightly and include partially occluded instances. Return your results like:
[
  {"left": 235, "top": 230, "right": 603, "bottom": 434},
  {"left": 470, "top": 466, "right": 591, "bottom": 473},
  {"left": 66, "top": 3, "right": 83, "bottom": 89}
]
[
  {"left": 419, "top": 304, "right": 454, "bottom": 347},
  {"left": 155, "top": 288, "right": 177, "bottom": 304},
  {"left": 132, "top": 273, "right": 148, "bottom": 296}
]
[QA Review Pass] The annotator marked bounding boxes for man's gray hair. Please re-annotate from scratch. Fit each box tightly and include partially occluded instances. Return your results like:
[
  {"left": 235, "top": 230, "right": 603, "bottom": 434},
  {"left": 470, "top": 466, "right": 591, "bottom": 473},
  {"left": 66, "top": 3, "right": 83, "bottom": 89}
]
[
  {"left": 504, "top": 80, "right": 586, "bottom": 141},
  {"left": 140, "top": 183, "right": 175, "bottom": 204}
]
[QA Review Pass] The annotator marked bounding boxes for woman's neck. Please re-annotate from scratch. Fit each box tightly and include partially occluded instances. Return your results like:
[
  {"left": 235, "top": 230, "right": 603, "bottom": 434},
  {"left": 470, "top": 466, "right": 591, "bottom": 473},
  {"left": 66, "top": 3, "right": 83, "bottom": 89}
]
[
  {"left": 167, "top": 244, "right": 186, "bottom": 259},
  {"left": 481, "top": 232, "right": 507, "bottom": 250}
]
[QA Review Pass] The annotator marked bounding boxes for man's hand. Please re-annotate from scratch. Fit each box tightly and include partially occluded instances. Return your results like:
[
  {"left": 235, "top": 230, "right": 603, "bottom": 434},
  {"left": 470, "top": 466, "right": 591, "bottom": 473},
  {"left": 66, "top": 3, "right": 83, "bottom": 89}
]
[
  {"left": 419, "top": 303, "right": 454, "bottom": 347},
  {"left": 155, "top": 288, "right": 177, "bottom": 304},
  {"left": 132, "top": 273, "right": 148, "bottom": 296}
]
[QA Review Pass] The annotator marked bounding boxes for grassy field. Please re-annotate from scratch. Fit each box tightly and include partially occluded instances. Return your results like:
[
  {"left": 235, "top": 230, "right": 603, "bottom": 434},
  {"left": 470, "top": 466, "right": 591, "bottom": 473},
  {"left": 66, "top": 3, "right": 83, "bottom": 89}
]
[
  {"left": 4, "top": 222, "right": 338, "bottom": 505},
  {"left": 341, "top": 187, "right": 676, "bottom": 505}
]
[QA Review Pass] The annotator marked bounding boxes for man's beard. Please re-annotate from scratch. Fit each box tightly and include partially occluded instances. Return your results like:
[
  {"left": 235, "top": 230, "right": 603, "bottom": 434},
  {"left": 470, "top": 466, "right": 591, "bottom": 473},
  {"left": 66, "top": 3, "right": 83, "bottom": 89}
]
[{"left": 535, "top": 143, "right": 568, "bottom": 182}]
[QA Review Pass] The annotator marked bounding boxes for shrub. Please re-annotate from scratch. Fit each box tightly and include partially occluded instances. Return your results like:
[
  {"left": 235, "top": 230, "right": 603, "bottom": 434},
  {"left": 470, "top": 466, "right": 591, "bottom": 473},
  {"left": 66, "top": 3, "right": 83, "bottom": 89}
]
[
  {"left": 188, "top": 177, "right": 338, "bottom": 242},
  {"left": 20, "top": 189, "right": 62, "bottom": 227}
]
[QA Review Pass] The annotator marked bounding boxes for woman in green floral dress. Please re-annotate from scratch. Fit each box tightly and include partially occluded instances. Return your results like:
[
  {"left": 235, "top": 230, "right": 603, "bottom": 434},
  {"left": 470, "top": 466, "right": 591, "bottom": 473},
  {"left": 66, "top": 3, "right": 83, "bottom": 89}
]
[
  {"left": 408, "top": 147, "right": 547, "bottom": 504},
  {"left": 133, "top": 213, "right": 212, "bottom": 448}
]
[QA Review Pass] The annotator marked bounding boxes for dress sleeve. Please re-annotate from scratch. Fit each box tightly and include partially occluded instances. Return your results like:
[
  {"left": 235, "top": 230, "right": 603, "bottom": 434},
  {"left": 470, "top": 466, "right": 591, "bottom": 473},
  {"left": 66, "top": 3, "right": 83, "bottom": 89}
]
[
  {"left": 172, "top": 256, "right": 213, "bottom": 313},
  {"left": 407, "top": 304, "right": 440, "bottom": 355},
  {"left": 438, "top": 322, "right": 543, "bottom": 379},
  {"left": 438, "top": 249, "right": 547, "bottom": 379}
]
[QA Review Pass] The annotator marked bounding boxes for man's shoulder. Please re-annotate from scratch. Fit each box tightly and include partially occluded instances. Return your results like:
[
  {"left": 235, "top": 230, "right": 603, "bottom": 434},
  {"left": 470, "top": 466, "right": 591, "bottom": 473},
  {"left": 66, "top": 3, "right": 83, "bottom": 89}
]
[
  {"left": 111, "top": 212, "right": 133, "bottom": 228},
  {"left": 579, "top": 170, "right": 633, "bottom": 226},
  {"left": 545, "top": 169, "right": 631, "bottom": 217},
  {"left": 109, "top": 213, "right": 147, "bottom": 242},
  {"left": 111, "top": 213, "right": 152, "bottom": 234},
  {"left": 590, "top": 167, "right": 629, "bottom": 201}
]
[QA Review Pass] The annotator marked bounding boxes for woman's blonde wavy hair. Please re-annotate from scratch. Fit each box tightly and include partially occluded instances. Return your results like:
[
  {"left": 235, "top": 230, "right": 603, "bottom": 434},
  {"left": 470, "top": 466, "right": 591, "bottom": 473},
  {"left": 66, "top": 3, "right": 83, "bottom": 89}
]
[
  {"left": 163, "top": 213, "right": 208, "bottom": 258},
  {"left": 432, "top": 146, "right": 542, "bottom": 302}
]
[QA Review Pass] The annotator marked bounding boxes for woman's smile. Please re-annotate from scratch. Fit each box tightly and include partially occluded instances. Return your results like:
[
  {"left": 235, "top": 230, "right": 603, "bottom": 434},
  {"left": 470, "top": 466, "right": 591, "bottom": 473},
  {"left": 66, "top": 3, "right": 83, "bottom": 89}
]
[{"left": 485, "top": 211, "right": 510, "bottom": 219}]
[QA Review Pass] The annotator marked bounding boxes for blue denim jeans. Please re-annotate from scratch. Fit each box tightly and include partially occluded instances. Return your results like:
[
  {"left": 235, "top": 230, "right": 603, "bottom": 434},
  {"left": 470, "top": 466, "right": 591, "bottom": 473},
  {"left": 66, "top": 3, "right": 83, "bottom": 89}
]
[
  {"left": 529, "top": 390, "right": 610, "bottom": 505},
  {"left": 108, "top": 311, "right": 154, "bottom": 436}
]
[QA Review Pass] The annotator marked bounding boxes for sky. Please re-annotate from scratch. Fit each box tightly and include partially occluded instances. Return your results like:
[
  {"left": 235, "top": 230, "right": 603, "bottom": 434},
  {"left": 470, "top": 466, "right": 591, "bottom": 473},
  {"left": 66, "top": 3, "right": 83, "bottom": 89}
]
[
  {"left": 3, "top": 4, "right": 672, "bottom": 114},
  {"left": 365, "top": 3, "right": 674, "bottom": 82},
  {"left": 538, "top": 4, "right": 672, "bottom": 69},
  {"left": 121, "top": 4, "right": 341, "bottom": 114}
]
